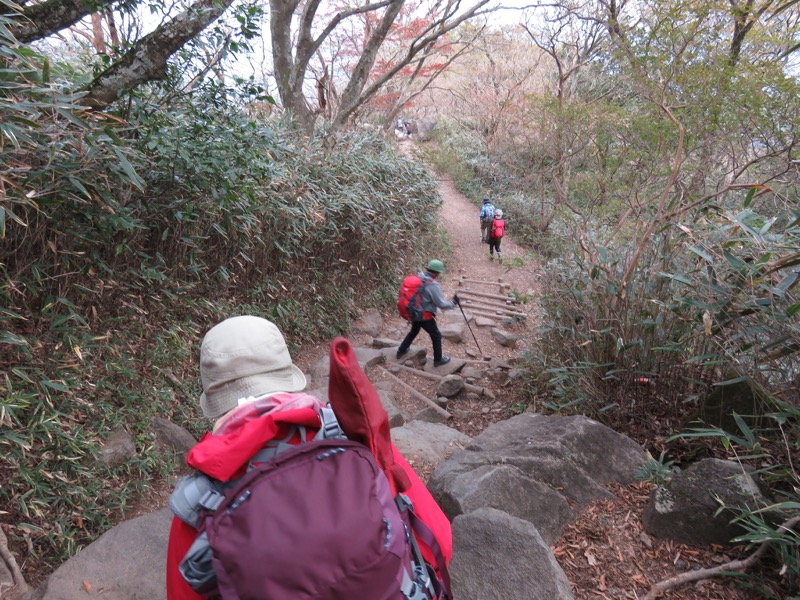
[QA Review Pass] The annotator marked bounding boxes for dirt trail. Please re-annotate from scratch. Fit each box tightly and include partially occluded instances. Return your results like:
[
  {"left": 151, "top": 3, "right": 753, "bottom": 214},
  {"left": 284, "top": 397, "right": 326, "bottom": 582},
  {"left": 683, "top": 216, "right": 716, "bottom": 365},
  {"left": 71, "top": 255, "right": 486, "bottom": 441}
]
[
  {"left": 435, "top": 174, "right": 542, "bottom": 326},
  {"left": 293, "top": 147, "right": 544, "bottom": 430}
]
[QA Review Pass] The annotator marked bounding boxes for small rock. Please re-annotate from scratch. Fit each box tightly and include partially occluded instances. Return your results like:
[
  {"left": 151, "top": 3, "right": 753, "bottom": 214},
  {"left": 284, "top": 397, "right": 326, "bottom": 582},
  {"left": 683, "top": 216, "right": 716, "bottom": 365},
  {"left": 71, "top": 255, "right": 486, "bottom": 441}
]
[
  {"left": 98, "top": 430, "right": 136, "bottom": 467},
  {"left": 491, "top": 327, "right": 518, "bottom": 348},
  {"left": 352, "top": 308, "right": 383, "bottom": 337},
  {"left": 437, "top": 374, "right": 465, "bottom": 398},
  {"left": 372, "top": 337, "right": 401, "bottom": 349},
  {"left": 412, "top": 407, "right": 451, "bottom": 423}
]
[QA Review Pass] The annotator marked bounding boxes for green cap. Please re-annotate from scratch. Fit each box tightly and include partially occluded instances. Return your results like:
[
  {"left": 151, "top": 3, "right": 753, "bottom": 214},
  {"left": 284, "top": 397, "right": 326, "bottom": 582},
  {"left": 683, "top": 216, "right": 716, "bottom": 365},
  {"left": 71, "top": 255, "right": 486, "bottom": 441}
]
[{"left": 426, "top": 259, "right": 445, "bottom": 273}]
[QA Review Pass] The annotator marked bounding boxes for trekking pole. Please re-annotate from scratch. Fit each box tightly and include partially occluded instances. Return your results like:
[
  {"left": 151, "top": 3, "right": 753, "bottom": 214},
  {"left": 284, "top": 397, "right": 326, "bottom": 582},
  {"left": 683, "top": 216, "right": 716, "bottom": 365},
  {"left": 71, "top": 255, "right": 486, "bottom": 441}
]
[{"left": 457, "top": 302, "right": 483, "bottom": 356}]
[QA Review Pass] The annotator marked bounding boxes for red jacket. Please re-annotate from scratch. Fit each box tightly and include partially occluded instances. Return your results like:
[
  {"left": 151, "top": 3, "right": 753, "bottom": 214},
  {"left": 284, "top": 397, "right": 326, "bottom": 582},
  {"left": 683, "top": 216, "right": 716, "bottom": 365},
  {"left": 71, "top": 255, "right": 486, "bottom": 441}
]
[{"left": 166, "top": 406, "right": 453, "bottom": 600}]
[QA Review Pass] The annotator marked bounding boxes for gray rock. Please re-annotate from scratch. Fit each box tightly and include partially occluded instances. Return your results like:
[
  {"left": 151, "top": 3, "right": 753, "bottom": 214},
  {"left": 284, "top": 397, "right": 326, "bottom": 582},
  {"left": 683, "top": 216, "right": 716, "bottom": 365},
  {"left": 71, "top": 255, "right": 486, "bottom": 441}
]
[
  {"left": 430, "top": 414, "right": 646, "bottom": 512},
  {"left": 439, "top": 323, "right": 465, "bottom": 343},
  {"left": 487, "top": 357, "right": 511, "bottom": 370},
  {"left": 377, "top": 389, "right": 405, "bottom": 428},
  {"left": 491, "top": 327, "right": 518, "bottom": 348},
  {"left": 461, "top": 367, "right": 487, "bottom": 380},
  {"left": 474, "top": 317, "right": 496, "bottom": 328},
  {"left": 97, "top": 430, "right": 136, "bottom": 467},
  {"left": 33, "top": 509, "right": 171, "bottom": 600},
  {"left": 450, "top": 508, "right": 574, "bottom": 600},
  {"left": 643, "top": 458, "right": 773, "bottom": 546},
  {"left": 412, "top": 406, "right": 451, "bottom": 424},
  {"left": 371, "top": 337, "right": 401, "bottom": 349},
  {"left": 488, "top": 369, "right": 511, "bottom": 386},
  {"left": 351, "top": 308, "right": 383, "bottom": 337},
  {"left": 432, "top": 464, "right": 572, "bottom": 544},
  {"left": 150, "top": 417, "right": 196, "bottom": 455},
  {"left": 437, "top": 375, "right": 465, "bottom": 398},
  {"left": 352, "top": 346, "right": 386, "bottom": 374},
  {"left": 388, "top": 345, "right": 427, "bottom": 367},
  {"left": 423, "top": 357, "right": 465, "bottom": 376},
  {"left": 391, "top": 421, "right": 471, "bottom": 468}
]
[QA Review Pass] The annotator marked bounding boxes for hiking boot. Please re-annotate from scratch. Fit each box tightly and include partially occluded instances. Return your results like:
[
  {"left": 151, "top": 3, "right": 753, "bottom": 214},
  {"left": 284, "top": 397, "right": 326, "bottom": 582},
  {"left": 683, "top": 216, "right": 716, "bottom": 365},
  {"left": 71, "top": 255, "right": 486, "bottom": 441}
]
[
  {"left": 396, "top": 348, "right": 409, "bottom": 359},
  {"left": 433, "top": 356, "right": 451, "bottom": 367}
]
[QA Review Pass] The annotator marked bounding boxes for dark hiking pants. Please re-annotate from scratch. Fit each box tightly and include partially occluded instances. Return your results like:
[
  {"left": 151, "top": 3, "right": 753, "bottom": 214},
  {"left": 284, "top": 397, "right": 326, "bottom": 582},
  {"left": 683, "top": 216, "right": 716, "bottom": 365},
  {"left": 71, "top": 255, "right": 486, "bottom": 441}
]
[{"left": 398, "top": 318, "right": 443, "bottom": 362}]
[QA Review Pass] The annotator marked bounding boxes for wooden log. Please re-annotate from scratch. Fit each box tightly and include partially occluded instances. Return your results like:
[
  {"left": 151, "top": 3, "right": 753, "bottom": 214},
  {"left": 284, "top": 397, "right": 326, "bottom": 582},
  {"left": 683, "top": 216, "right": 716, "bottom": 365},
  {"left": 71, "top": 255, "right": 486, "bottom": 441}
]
[
  {"left": 458, "top": 277, "right": 506, "bottom": 286},
  {"left": 378, "top": 367, "right": 452, "bottom": 419},
  {"left": 462, "top": 299, "right": 526, "bottom": 316},
  {"left": 392, "top": 363, "right": 496, "bottom": 399},
  {"left": 460, "top": 288, "right": 520, "bottom": 303},
  {"left": 467, "top": 307, "right": 527, "bottom": 321}
]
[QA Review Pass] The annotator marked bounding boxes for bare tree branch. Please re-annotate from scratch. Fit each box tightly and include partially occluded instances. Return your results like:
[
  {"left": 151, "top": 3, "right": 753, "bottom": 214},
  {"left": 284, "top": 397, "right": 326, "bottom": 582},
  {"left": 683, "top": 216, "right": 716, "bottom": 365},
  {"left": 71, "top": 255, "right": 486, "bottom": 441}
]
[{"left": 643, "top": 516, "right": 800, "bottom": 600}]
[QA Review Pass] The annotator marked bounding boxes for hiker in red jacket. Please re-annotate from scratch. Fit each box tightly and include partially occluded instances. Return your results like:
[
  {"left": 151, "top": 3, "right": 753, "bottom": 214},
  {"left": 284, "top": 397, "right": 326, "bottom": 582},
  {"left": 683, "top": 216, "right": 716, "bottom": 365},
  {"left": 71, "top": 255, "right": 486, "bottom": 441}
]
[
  {"left": 166, "top": 315, "right": 453, "bottom": 600},
  {"left": 488, "top": 209, "right": 505, "bottom": 259}
]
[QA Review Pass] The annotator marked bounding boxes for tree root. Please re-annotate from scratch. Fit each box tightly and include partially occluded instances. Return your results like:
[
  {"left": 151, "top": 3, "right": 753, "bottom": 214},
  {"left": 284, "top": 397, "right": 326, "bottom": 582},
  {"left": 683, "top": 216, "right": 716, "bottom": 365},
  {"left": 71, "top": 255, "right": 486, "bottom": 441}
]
[
  {"left": 642, "top": 515, "right": 800, "bottom": 600},
  {"left": 0, "top": 526, "right": 30, "bottom": 594}
]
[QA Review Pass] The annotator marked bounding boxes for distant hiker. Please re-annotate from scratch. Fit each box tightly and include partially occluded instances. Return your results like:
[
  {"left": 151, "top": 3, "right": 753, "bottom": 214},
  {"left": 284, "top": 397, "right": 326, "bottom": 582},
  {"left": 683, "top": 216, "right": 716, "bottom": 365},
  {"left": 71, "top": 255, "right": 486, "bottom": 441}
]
[
  {"left": 396, "top": 259, "right": 459, "bottom": 367},
  {"left": 479, "top": 197, "right": 496, "bottom": 243},
  {"left": 396, "top": 118, "right": 412, "bottom": 137},
  {"left": 166, "top": 315, "right": 453, "bottom": 600},
  {"left": 488, "top": 209, "right": 505, "bottom": 259}
]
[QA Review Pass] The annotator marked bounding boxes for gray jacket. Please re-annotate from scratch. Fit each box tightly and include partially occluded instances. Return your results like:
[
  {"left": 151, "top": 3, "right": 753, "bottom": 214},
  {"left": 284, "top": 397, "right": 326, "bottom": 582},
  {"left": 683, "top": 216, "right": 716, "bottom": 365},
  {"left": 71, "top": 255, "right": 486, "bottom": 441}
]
[{"left": 418, "top": 271, "right": 456, "bottom": 316}]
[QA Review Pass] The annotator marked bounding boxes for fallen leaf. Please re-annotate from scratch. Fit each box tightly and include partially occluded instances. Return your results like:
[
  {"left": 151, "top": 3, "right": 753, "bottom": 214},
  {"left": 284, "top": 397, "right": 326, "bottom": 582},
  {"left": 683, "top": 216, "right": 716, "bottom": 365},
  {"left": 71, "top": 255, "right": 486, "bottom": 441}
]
[{"left": 83, "top": 580, "right": 92, "bottom": 592}]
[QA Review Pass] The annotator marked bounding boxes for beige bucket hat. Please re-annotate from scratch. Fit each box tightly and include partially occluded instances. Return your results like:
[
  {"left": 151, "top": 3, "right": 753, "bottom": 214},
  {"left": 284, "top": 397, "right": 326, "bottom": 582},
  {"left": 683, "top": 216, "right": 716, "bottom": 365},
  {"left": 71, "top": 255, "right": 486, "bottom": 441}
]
[{"left": 198, "top": 316, "right": 307, "bottom": 418}]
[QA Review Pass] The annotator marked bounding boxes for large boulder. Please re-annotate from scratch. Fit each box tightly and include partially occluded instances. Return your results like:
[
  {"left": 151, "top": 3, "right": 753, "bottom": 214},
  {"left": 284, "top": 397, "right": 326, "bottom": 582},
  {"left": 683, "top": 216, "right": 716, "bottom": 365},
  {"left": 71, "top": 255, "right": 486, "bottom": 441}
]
[
  {"left": 429, "top": 414, "right": 646, "bottom": 542},
  {"left": 32, "top": 509, "right": 171, "bottom": 600},
  {"left": 450, "top": 508, "right": 574, "bottom": 600},
  {"left": 642, "top": 458, "right": 773, "bottom": 546}
]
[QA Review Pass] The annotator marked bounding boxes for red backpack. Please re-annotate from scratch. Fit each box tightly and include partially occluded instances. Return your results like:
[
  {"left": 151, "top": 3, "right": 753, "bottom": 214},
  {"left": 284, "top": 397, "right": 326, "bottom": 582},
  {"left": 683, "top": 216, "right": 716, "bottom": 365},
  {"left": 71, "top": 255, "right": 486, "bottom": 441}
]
[
  {"left": 491, "top": 219, "right": 505, "bottom": 239},
  {"left": 397, "top": 275, "right": 433, "bottom": 322}
]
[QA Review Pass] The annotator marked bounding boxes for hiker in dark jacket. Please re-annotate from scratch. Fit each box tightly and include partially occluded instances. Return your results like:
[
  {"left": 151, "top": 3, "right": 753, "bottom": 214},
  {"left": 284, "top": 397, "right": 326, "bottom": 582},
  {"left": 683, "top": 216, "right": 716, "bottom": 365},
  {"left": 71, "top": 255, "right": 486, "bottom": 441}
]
[
  {"left": 396, "top": 259, "right": 460, "bottom": 367},
  {"left": 479, "top": 197, "right": 495, "bottom": 243}
]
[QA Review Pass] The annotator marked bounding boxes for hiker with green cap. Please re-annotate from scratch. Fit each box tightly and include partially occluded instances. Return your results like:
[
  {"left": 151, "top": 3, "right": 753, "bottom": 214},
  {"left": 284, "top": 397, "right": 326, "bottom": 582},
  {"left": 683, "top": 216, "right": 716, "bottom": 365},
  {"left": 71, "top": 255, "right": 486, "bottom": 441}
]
[{"left": 396, "top": 259, "right": 459, "bottom": 367}]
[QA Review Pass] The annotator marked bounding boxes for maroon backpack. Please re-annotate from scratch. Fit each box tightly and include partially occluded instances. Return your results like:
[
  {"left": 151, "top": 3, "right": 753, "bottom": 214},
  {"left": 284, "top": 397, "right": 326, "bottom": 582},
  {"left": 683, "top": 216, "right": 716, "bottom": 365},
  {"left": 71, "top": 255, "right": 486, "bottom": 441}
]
[{"left": 176, "top": 339, "right": 451, "bottom": 599}]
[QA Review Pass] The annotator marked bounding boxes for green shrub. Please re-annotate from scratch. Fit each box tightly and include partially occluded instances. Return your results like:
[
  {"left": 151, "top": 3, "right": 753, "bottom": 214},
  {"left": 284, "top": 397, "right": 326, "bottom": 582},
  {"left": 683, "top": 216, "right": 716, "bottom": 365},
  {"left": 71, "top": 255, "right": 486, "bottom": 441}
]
[{"left": 0, "top": 70, "right": 444, "bottom": 578}]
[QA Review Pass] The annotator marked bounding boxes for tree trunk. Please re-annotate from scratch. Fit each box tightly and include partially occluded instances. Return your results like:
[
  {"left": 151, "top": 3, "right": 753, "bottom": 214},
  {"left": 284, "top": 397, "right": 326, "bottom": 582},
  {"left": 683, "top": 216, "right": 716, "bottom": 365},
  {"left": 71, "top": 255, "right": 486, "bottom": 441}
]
[{"left": 11, "top": 0, "right": 116, "bottom": 44}]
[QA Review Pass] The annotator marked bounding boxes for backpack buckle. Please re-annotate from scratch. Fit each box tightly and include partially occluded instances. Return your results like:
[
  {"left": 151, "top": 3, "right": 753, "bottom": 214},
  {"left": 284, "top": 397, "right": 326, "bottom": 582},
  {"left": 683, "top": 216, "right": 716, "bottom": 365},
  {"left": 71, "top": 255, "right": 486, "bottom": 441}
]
[
  {"left": 198, "top": 489, "right": 225, "bottom": 512},
  {"left": 317, "top": 406, "right": 345, "bottom": 440}
]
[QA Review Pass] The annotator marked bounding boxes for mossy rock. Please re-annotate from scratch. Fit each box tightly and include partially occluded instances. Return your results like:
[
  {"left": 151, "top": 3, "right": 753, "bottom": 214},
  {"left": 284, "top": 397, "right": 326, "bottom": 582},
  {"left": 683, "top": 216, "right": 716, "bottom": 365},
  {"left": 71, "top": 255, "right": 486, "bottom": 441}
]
[{"left": 685, "top": 377, "right": 770, "bottom": 434}]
